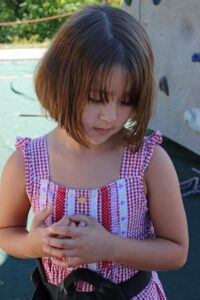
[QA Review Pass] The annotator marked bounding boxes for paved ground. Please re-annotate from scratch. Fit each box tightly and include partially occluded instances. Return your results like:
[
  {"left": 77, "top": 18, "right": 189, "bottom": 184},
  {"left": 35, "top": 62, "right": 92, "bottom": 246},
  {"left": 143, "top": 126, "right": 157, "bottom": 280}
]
[
  {"left": 0, "top": 48, "right": 46, "bottom": 60},
  {"left": 158, "top": 138, "right": 200, "bottom": 300}
]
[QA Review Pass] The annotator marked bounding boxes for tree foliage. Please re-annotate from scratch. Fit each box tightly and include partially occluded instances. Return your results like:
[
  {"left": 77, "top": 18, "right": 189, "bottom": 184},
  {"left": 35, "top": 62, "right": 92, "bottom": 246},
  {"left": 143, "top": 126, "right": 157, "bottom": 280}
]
[{"left": 0, "top": 0, "right": 121, "bottom": 44}]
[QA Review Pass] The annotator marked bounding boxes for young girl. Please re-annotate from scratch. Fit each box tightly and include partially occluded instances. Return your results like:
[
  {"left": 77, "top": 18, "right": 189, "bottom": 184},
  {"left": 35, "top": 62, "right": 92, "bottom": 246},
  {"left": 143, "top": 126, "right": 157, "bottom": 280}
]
[{"left": 0, "top": 5, "right": 188, "bottom": 300}]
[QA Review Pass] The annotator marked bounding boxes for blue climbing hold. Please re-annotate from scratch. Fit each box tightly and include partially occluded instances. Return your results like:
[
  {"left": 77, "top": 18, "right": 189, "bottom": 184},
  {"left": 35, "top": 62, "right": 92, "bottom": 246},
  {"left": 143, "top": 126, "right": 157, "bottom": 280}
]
[
  {"left": 192, "top": 53, "right": 200, "bottom": 62},
  {"left": 152, "top": 0, "right": 162, "bottom": 5}
]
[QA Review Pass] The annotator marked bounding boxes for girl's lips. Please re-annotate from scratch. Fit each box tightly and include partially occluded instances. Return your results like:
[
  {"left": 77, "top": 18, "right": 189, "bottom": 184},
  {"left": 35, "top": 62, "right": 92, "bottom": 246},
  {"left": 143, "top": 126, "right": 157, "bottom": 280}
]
[{"left": 94, "top": 127, "right": 111, "bottom": 135}]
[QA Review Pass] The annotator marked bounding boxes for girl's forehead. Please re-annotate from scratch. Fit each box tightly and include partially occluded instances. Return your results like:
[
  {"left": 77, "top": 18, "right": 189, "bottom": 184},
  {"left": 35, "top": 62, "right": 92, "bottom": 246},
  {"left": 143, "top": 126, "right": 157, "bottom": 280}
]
[{"left": 91, "top": 65, "right": 132, "bottom": 95}]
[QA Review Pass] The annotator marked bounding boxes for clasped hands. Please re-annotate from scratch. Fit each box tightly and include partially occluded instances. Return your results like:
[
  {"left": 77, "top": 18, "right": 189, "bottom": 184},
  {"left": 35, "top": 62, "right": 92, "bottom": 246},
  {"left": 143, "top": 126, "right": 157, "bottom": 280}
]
[{"left": 30, "top": 207, "right": 114, "bottom": 268}]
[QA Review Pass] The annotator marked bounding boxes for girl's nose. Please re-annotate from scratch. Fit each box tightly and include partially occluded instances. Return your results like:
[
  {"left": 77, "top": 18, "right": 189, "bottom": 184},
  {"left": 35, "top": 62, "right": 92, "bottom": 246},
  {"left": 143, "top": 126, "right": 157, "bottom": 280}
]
[{"left": 99, "top": 102, "right": 117, "bottom": 123}]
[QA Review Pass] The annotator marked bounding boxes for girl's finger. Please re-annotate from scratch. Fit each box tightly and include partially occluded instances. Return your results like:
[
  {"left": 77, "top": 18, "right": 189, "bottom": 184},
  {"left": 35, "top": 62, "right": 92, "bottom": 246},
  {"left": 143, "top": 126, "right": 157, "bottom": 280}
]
[
  {"left": 33, "top": 207, "right": 53, "bottom": 226},
  {"left": 56, "top": 215, "right": 71, "bottom": 226},
  {"left": 78, "top": 221, "right": 87, "bottom": 228},
  {"left": 43, "top": 245, "right": 63, "bottom": 257},
  {"left": 48, "top": 224, "right": 78, "bottom": 237},
  {"left": 43, "top": 245, "right": 78, "bottom": 258},
  {"left": 70, "top": 214, "right": 94, "bottom": 225},
  {"left": 43, "top": 236, "right": 75, "bottom": 249}
]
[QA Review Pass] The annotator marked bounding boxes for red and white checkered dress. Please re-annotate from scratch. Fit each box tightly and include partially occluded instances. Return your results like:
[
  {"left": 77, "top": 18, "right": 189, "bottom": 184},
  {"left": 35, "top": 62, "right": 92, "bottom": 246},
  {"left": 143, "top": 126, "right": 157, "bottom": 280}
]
[{"left": 16, "top": 130, "right": 166, "bottom": 299}]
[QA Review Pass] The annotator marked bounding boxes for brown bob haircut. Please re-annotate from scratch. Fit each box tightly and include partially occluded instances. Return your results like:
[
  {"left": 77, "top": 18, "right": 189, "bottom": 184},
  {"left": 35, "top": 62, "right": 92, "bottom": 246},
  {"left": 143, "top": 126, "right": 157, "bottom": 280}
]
[{"left": 35, "top": 5, "right": 155, "bottom": 150}]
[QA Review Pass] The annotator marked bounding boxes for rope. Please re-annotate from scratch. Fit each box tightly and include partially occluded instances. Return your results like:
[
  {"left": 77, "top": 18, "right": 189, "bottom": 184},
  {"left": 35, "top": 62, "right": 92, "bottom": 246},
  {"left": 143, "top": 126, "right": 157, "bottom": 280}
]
[
  {"left": 0, "top": 0, "right": 111, "bottom": 27},
  {"left": 0, "top": 11, "right": 74, "bottom": 27}
]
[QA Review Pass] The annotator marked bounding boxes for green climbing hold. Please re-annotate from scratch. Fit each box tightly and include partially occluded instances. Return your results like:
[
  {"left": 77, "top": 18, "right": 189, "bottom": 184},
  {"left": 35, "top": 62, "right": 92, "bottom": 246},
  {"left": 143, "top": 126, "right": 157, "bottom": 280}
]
[{"left": 124, "top": 0, "right": 132, "bottom": 6}]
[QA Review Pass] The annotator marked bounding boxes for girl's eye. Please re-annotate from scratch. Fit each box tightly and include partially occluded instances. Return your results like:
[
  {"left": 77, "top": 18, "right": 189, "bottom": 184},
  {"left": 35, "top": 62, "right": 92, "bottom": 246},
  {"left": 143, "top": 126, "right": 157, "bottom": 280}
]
[
  {"left": 120, "top": 100, "right": 132, "bottom": 106},
  {"left": 88, "top": 95, "right": 132, "bottom": 106},
  {"left": 88, "top": 97, "right": 102, "bottom": 103}
]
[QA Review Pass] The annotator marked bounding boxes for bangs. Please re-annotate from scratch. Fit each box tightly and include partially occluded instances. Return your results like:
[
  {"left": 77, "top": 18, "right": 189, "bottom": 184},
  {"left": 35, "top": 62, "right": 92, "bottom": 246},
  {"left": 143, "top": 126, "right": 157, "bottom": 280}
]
[{"left": 80, "top": 47, "right": 141, "bottom": 108}]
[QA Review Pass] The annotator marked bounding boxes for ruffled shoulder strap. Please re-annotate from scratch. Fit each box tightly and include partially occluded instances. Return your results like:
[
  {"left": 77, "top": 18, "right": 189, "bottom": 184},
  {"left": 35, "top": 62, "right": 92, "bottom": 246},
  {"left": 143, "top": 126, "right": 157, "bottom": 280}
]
[
  {"left": 15, "top": 137, "right": 33, "bottom": 199},
  {"left": 142, "top": 130, "right": 163, "bottom": 172},
  {"left": 120, "top": 130, "right": 162, "bottom": 178},
  {"left": 15, "top": 136, "right": 49, "bottom": 200},
  {"left": 15, "top": 137, "right": 31, "bottom": 152}
]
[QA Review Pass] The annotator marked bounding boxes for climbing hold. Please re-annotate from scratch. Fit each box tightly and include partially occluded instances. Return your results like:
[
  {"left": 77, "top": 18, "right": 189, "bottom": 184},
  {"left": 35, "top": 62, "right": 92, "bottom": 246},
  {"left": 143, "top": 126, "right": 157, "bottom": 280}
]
[
  {"left": 192, "top": 53, "right": 200, "bottom": 62},
  {"left": 159, "top": 76, "right": 169, "bottom": 96},
  {"left": 124, "top": 0, "right": 162, "bottom": 6},
  {"left": 183, "top": 108, "right": 200, "bottom": 132},
  {"left": 152, "top": 0, "right": 162, "bottom": 5},
  {"left": 124, "top": 0, "right": 132, "bottom": 6}
]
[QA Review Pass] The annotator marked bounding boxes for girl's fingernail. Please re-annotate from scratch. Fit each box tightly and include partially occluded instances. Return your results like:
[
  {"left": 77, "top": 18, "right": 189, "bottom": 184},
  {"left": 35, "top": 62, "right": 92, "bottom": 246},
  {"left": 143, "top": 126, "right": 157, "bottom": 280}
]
[{"left": 79, "top": 221, "right": 87, "bottom": 227}]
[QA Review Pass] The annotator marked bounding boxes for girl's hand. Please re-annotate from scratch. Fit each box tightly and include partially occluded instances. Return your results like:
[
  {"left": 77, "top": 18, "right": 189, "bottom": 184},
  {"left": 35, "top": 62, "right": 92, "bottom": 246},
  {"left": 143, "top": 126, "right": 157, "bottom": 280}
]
[
  {"left": 49, "top": 215, "right": 86, "bottom": 265},
  {"left": 27, "top": 207, "right": 58, "bottom": 258},
  {"left": 53, "top": 215, "right": 77, "bottom": 239},
  {"left": 42, "top": 214, "right": 113, "bottom": 267},
  {"left": 28, "top": 211, "right": 77, "bottom": 258}
]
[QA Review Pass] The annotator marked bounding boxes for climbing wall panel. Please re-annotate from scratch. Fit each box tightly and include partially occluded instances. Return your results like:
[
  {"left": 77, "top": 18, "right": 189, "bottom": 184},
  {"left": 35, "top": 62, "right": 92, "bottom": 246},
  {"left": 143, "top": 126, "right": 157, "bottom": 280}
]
[{"left": 123, "top": 0, "right": 200, "bottom": 155}]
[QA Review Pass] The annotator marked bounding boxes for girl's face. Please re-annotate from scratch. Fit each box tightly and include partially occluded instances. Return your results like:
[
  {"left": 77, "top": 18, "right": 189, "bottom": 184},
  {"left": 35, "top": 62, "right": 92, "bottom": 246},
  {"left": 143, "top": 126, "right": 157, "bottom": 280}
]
[{"left": 81, "top": 65, "right": 133, "bottom": 147}]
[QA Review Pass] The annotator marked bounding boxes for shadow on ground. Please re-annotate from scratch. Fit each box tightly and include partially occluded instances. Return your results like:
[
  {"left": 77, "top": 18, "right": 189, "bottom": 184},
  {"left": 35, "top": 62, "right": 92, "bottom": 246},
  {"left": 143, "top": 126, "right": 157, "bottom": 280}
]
[
  {"left": 159, "top": 137, "right": 200, "bottom": 300},
  {"left": 0, "top": 255, "right": 35, "bottom": 300}
]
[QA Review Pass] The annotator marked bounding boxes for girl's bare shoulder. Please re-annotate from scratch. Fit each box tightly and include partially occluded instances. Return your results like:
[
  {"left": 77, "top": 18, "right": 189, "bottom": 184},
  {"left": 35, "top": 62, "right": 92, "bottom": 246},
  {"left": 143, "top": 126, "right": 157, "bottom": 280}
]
[
  {"left": 144, "top": 145, "right": 179, "bottom": 192},
  {"left": 1, "top": 148, "right": 25, "bottom": 182},
  {"left": 146, "top": 144, "right": 174, "bottom": 171},
  {"left": 0, "top": 149, "right": 30, "bottom": 228}
]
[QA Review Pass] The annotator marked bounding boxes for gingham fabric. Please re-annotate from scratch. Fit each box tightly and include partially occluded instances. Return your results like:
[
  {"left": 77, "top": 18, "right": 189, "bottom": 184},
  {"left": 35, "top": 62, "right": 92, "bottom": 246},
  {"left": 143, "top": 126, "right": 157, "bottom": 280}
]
[{"left": 16, "top": 131, "right": 166, "bottom": 299}]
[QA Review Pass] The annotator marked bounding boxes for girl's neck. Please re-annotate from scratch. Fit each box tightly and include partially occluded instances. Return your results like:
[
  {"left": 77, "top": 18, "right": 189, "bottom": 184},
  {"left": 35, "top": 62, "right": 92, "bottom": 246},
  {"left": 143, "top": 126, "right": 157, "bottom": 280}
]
[
  {"left": 46, "top": 127, "right": 127, "bottom": 189},
  {"left": 50, "top": 126, "right": 125, "bottom": 155}
]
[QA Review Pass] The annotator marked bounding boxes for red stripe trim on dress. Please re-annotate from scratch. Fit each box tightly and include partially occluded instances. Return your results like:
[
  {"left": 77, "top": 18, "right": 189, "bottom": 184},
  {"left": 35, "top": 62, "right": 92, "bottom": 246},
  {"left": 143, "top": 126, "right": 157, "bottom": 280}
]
[
  {"left": 101, "top": 186, "right": 111, "bottom": 268},
  {"left": 55, "top": 186, "right": 66, "bottom": 222}
]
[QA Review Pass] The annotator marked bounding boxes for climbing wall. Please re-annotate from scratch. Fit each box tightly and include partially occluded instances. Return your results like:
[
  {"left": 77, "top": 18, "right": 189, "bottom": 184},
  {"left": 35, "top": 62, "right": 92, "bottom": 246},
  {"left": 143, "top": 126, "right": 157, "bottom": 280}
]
[{"left": 123, "top": 0, "right": 200, "bottom": 155}]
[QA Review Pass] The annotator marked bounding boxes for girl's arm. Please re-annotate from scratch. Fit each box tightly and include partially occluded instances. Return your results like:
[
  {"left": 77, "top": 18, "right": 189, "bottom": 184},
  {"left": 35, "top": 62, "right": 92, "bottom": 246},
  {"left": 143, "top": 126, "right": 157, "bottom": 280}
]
[
  {"left": 0, "top": 149, "right": 52, "bottom": 258},
  {"left": 43, "top": 145, "right": 188, "bottom": 271},
  {"left": 108, "top": 145, "right": 189, "bottom": 270}
]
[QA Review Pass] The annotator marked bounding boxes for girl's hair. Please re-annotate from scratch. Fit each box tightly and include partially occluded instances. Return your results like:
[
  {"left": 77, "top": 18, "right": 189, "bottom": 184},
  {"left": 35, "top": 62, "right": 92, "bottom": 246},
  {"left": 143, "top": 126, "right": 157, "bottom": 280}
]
[{"left": 35, "top": 5, "right": 155, "bottom": 150}]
